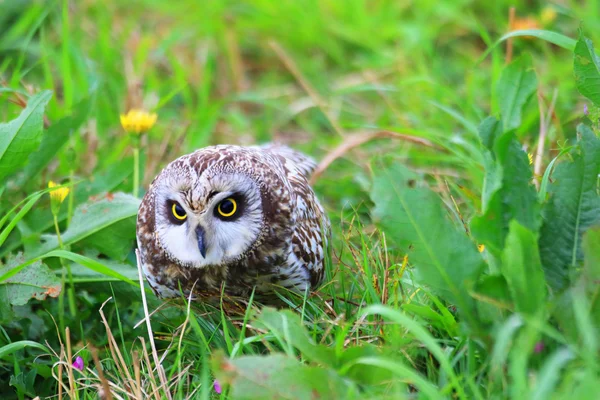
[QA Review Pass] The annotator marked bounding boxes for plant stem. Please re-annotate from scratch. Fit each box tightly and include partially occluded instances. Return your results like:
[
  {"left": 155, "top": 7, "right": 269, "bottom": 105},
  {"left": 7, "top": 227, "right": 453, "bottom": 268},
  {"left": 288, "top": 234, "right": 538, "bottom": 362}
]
[
  {"left": 133, "top": 146, "right": 140, "bottom": 198},
  {"left": 54, "top": 213, "right": 76, "bottom": 317},
  {"left": 53, "top": 214, "right": 64, "bottom": 249},
  {"left": 67, "top": 169, "right": 75, "bottom": 226}
]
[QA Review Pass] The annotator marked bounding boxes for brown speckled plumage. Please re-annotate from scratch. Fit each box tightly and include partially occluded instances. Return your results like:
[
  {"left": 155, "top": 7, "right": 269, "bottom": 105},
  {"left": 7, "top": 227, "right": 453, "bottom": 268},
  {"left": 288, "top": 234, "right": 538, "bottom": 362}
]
[{"left": 136, "top": 144, "right": 329, "bottom": 299}]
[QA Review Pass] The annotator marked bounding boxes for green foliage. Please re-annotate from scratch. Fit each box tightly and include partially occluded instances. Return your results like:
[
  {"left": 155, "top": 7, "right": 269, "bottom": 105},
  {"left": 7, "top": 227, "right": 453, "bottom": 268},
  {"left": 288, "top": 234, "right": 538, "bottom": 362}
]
[
  {"left": 20, "top": 95, "right": 94, "bottom": 184},
  {"left": 213, "top": 352, "right": 359, "bottom": 400},
  {"left": 574, "top": 29, "right": 600, "bottom": 107},
  {"left": 0, "top": 91, "right": 52, "bottom": 184},
  {"left": 0, "top": 254, "right": 60, "bottom": 306},
  {"left": 472, "top": 117, "right": 539, "bottom": 258},
  {"left": 31, "top": 193, "right": 140, "bottom": 258},
  {"left": 501, "top": 221, "right": 546, "bottom": 315},
  {"left": 497, "top": 56, "right": 538, "bottom": 132},
  {"left": 370, "top": 162, "right": 484, "bottom": 324},
  {"left": 538, "top": 124, "right": 600, "bottom": 291}
]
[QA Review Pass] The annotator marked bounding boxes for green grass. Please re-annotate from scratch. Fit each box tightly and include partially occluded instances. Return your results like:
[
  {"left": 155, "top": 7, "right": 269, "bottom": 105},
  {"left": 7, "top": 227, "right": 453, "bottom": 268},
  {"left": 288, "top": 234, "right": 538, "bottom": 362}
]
[{"left": 1, "top": 1, "right": 600, "bottom": 399}]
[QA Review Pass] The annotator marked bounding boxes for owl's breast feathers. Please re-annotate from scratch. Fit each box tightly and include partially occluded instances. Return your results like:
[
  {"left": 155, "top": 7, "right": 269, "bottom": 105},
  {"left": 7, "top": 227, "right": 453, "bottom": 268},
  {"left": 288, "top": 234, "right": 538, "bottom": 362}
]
[{"left": 136, "top": 144, "right": 329, "bottom": 299}]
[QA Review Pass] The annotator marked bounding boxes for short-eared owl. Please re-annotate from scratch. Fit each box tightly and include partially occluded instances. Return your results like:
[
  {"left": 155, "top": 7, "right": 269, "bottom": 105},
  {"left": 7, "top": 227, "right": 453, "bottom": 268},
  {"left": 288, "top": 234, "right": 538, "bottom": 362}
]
[{"left": 136, "top": 144, "right": 329, "bottom": 299}]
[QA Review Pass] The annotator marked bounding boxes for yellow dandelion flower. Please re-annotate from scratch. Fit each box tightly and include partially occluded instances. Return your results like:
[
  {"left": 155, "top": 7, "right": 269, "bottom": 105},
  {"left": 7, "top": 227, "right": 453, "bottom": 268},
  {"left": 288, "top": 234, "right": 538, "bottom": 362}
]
[
  {"left": 120, "top": 109, "right": 157, "bottom": 134},
  {"left": 540, "top": 7, "right": 557, "bottom": 25},
  {"left": 478, "top": 244, "right": 485, "bottom": 253},
  {"left": 48, "top": 181, "right": 70, "bottom": 204},
  {"left": 528, "top": 153, "right": 534, "bottom": 165}
]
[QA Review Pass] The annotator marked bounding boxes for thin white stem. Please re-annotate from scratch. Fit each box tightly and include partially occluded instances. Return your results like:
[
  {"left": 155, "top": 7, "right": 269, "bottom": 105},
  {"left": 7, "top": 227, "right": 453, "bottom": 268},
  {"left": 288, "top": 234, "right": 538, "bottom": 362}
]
[{"left": 135, "top": 249, "right": 172, "bottom": 400}]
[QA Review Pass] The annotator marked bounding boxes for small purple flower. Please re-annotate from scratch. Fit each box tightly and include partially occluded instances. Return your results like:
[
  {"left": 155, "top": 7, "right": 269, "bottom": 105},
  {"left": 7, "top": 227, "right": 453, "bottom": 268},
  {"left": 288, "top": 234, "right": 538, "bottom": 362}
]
[
  {"left": 73, "top": 356, "right": 84, "bottom": 372},
  {"left": 584, "top": 104, "right": 589, "bottom": 116},
  {"left": 213, "top": 379, "right": 222, "bottom": 394},
  {"left": 534, "top": 341, "right": 544, "bottom": 354}
]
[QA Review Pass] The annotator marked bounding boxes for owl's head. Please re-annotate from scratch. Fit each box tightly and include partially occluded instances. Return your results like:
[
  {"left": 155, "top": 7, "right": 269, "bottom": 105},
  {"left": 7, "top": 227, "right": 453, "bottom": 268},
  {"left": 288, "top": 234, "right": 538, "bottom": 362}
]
[{"left": 149, "top": 159, "right": 265, "bottom": 268}]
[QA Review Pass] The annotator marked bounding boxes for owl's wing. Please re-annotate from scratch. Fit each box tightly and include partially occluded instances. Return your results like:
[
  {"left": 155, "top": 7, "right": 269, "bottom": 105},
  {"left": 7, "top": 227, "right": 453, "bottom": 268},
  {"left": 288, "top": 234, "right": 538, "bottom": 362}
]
[{"left": 259, "top": 144, "right": 317, "bottom": 178}]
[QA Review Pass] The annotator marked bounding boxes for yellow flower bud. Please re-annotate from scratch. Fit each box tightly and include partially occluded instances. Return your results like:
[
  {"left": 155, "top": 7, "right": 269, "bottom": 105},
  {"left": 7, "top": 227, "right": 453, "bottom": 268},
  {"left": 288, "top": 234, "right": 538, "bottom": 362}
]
[{"left": 48, "top": 181, "right": 70, "bottom": 215}]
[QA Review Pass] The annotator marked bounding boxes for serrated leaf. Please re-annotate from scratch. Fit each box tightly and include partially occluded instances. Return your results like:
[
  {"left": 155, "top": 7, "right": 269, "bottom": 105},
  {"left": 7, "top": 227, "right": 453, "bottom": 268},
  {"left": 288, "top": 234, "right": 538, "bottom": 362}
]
[
  {"left": 212, "top": 352, "right": 358, "bottom": 400},
  {"left": 0, "top": 253, "right": 61, "bottom": 306},
  {"left": 31, "top": 193, "right": 140, "bottom": 258},
  {"left": 472, "top": 121, "right": 539, "bottom": 258},
  {"left": 253, "top": 308, "right": 335, "bottom": 366},
  {"left": 20, "top": 95, "right": 93, "bottom": 183},
  {"left": 496, "top": 56, "right": 537, "bottom": 132},
  {"left": 9, "top": 369, "right": 37, "bottom": 396},
  {"left": 574, "top": 30, "right": 600, "bottom": 107},
  {"left": 501, "top": 221, "right": 546, "bottom": 315},
  {"left": 370, "top": 163, "right": 484, "bottom": 323},
  {"left": 0, "top": 91, "right": 52, "bottom": 184},
  {"left": 539, "top": 125, "right": 600, "bottom": 291}
]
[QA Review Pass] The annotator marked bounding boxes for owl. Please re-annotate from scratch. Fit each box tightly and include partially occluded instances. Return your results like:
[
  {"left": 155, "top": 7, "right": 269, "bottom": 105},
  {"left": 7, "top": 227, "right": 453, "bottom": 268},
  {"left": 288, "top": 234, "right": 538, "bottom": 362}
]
[{"left": 136, "top": 144, "right": 330, "bottom": 299}]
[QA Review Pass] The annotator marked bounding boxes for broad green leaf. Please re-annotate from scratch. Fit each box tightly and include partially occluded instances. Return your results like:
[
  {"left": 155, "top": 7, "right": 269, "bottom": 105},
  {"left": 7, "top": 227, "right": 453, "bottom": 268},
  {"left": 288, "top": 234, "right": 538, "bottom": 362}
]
[
  {"left": 20, "top": 95, "right": 93, "bottom": 183},
  {"left": 0, "top": 340, "right": 49, "bottom": 358},
  {"left": 574, "top": 30, "right": 600, "bottom": 107},
  {"left": 472, "top": 123, "right": 539, "bottom": 258},
  {"left": 479, "top": 116, "right": 503, "bottom": 151},
  {"left": 212, "top": 352, "right": 358, "bottom": 400},
  {"left": 0, "top": 253, "right": 61, "bottom": 306},
  {"left": 583, "top": 227, "right": 600, "bottom": 287},
  {"left": 472, "top": 274, "right": 511, "bottom": 323},
  {"left": 477, "top": 117, "right": 503, "bottom": 212},
  {"left": 78, "top": 216, "right": 136, "bottom": 261},
  {"left": 539, "top": 125, "right": 600, "bottom": 291},
  {"left": 31, "top": 193, "right": 140, "bottom": 258},
  {"left": 501, "top": 221, "right": 546, "bottom": 315},
  {"left": 253, "top": 308, "right": 335, "bottom": 366},
  {"left": 0, "top": 90, "right": 52, "bottom": 184},
  {"left": 496, "top": 56, "right": 537, "bottom": 132},
  {"left": 371, "top": 163, "right": 484, "bottom": 323}
]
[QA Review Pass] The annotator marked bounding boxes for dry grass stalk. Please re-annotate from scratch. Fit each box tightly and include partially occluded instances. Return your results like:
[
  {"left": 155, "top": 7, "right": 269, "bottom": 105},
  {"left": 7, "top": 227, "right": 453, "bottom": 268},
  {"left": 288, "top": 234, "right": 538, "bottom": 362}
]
[
  {"left": 65, "top": 327, "right": 77, "bottom": 399},
  {"left": 140, "top": 337, "right": 161, "bottom": 400},
  {"left": 90, "top": 345, "right": 113, "bottom": 400},
  {"left": 309, "top": 130, "right": 436, "bottom": 184}
]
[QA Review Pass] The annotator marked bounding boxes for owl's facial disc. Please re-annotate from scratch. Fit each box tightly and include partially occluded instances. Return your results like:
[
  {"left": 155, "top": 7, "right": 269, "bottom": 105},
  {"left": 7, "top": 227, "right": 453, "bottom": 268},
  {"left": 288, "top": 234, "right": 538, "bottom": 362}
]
[{"left": 155, "top": 171, "right": 263, "bottom": 268}]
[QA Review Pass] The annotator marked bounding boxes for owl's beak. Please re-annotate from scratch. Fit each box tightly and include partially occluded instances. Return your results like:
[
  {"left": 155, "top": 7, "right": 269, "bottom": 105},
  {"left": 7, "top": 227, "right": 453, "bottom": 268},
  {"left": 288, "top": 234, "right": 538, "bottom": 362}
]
[{"left": 195, "top": 225, "right": 207, "bottom": 258}]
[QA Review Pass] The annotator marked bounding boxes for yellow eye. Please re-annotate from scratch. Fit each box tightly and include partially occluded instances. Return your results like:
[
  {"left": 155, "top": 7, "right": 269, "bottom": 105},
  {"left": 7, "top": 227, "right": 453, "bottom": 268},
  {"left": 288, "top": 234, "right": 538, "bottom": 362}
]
[
  {"left": 217, "top": 198, "right": 237, "bottom": 218},
  {"left": 171, "top": 202, "right": 187, "bottom": 221}
]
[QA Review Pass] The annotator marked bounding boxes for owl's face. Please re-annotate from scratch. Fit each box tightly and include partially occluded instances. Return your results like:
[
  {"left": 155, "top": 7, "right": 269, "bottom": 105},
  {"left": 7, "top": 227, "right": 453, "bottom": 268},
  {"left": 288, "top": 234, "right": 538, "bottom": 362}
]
[{"left": 152, "top": 167, "right": 264, "bottom": 268}]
